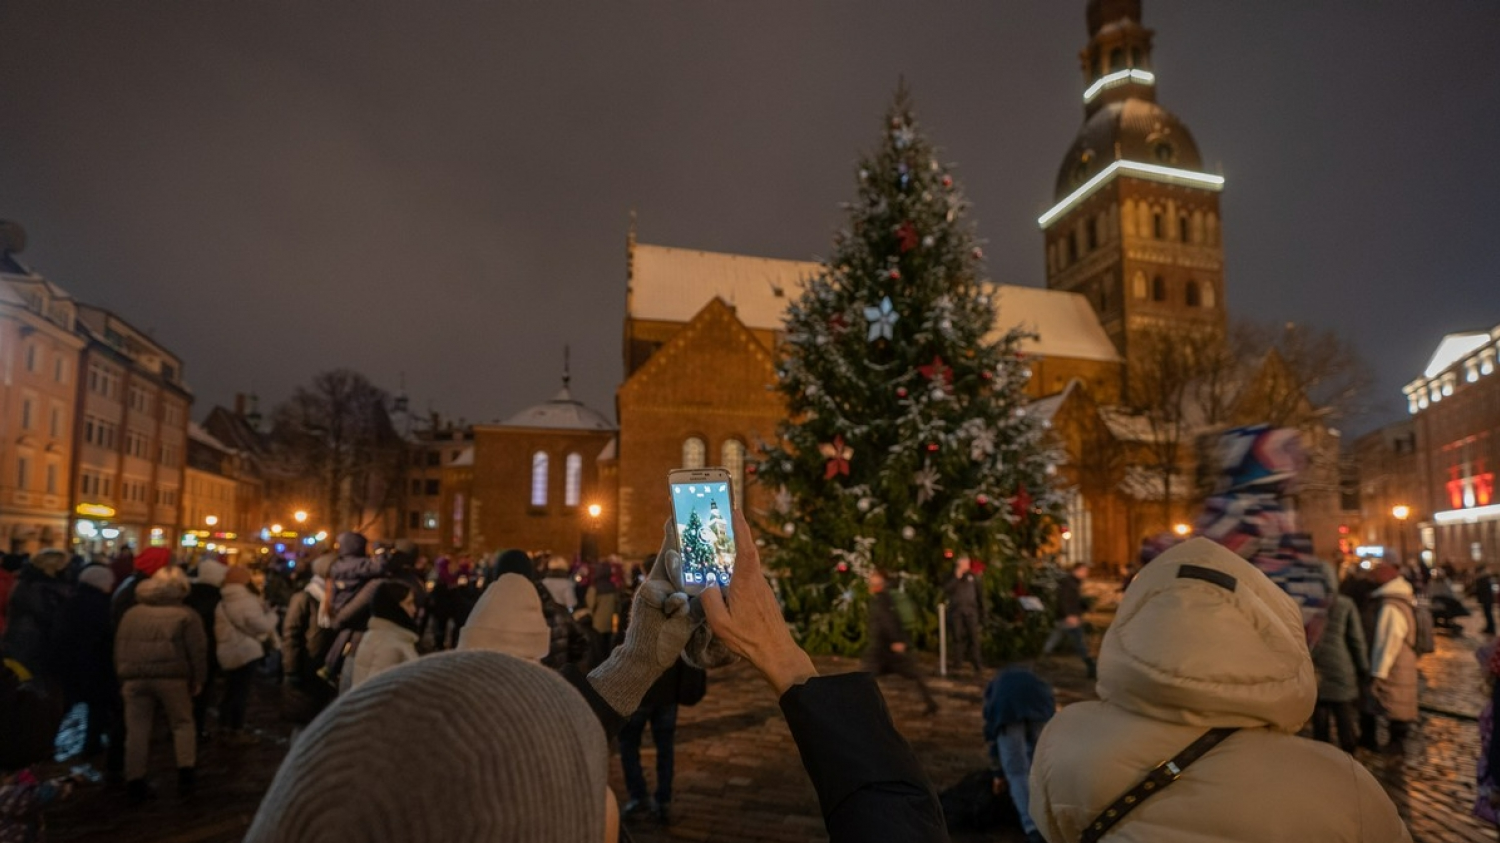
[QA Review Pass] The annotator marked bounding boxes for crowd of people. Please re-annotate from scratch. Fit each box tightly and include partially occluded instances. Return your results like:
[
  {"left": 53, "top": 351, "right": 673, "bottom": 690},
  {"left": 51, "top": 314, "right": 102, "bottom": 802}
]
[{"left": 2, "top": 423, "right": 1490, "bottom": 842}]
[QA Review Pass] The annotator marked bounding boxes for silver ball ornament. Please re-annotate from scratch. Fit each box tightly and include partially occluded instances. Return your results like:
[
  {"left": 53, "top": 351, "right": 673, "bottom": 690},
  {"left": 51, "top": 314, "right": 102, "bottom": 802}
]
[{"left": 901, "top": 526, "right": 917, "bottom": 540}]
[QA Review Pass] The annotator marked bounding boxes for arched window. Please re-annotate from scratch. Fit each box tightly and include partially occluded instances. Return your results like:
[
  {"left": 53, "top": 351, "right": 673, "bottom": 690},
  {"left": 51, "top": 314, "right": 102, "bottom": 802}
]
[
  {"left": 1201, "top": 283, "right": 1216, "bottom": 309},
  {"left": 1186, "top": 280, "right": 1202, "bottom": 308},
  {"left": 1109, "top": 48, "right": 1125, "bottom": 73},
  {"left": 1178, "top": 216, "right": 1190, "bottom": 243},
  {"left": 722, "top": 439, "right": 746, "bottom": 504},
  {"left": 682, "top": 437, "right": 706, "bottom": 469},
  {"left": 564, "top": 452, "right": 582, "bottom": 507},
  {"left": 1132, "top": 271, "right": 1148, "bottom": 299},
  {"left": 1085, "top": 218, "right": 1098, "bottom": 251},
  {"left": 1066, "top": 231, "right": 1078, "bottom": 263},
  {"left": 530, "top": 451, "right": 549, "bottom": 507},
  {"left": 1152, "top": 211, "right": 1165, "bottom": 239},
  {"left": 1129, "top": 47, "right": 1142, "bottom": 68},
  {"left": 1152, "top": 276, "right": 1167, "bottom": 302}
]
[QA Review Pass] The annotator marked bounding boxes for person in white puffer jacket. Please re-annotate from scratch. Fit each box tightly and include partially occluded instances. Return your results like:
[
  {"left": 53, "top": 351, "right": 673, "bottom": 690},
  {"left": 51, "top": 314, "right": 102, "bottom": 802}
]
[
  {"left": 214, "top": 566, "right": 279, "bottom": 744},
  {"left": 350, "top": 581, "right": 420, "bottom": 688}
]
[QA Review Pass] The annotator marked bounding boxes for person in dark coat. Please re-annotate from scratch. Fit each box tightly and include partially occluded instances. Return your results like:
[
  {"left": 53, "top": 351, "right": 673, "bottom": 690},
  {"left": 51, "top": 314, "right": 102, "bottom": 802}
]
[
  {"left": 184, "top": 558, "right": 227, "bottom": 740},
  {"left": 942, "top": 557, "right": 984, "bottom": 674},
  {"left": 1040, "top": 562, "right": 1094, "bottom": 678},
  {"left": 2, "top": 550, "right": 72, "bottom": 680},
  {"left": 983, "top": 666, "right": 1055, "bottom": 843},
  {"left": 1476, "top": 565, "right": 1497, "bottom": 636},
  {"left": 617, "top": 658, "right": 705, "bottom": 824},
  {"left": 0, "top": 554, "right": 23, "bottom": 638},
  {"left": 52, "top": 564, "right": 119, "bottom": 758},
  {"left": 1342, "top": 564, "right": 1384, "bottom": 751},
  {"left": 1311, "top": 574, "right": 1370, "bottom": 754},
  {"left": 282, "top": 554, "right": 334, "bottom": 689},
  {"left": 864, "top": 569, "right": 938, "bottom": 714}
]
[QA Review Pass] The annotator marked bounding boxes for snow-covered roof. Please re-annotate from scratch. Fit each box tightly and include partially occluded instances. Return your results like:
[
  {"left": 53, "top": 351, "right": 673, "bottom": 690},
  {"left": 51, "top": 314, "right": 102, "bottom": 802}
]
[
  {"left": 597, "top": 437, "right": 617, "bottom": 462},
  {"left": 1424, "top": 331, "right": 1492, "bottom": 379},
  {"left": 1119, "top": 466, "right": 1196, "bottom": 502},
  {"left": 1030, "top": 380, "right": 1078, "bottom": 423},
  {"left": 188, "top": 422, "right": 235, "bottom": 454},
  {"left": 988, "top": 285, "right": 1121, "bottom": 364},
  {"left": 495, "top": 385, "right": 615, "bottom": 432},
  {"left": 450, "top": 447, "right": 474, "bottom": 467},
  {"left": 629, "top": 243, "right": 822, "bottom": 331}
]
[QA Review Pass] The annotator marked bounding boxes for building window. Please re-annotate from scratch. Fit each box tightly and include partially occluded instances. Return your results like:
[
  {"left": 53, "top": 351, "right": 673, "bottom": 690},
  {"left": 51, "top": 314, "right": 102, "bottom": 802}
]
[
  {"left": 682, "top": 437, "right": 706, "bottom": 470},
  {"left": 1178, "top": 215, "right": 1190, "bottom": 243},
  {"left": 1109, "top": 47, "right": 1125, "bottom": 73},
  {"left": 424, "top": 479, "right": 439, "bottom": 496},
  {"left": 722, "top": 439, "right": 746, "bottom": 504},
  {"left": 21, "top": 399, "right": 32, "bottom": 430},
  {"left": 1086, "top": 217, "right": 1099, "bottom": 251},
  {"left": 530, "top": 451, "right": 549, "bottom": 507},
  {"left": 16, "top": 457, "right": 28, "bottom": 490},
  {"left": 1152, "top": 276, "right": 1167, "bottom": 302},
  {"left": 1066, "top": 231, "right": 1078, "bottom": 263},
  {"left": 1132, "top": 271, "right": 1147, "bottom": 299},
  {"left": 1201, "top": 283, "right": 1216, "bottom": 308},
  {"left": 426, "top": 451, "right": 440, "bottom": 467},
  {"left": 24, "top": 345, "right": 36, "bottom": 373},
  {"left": 1186, "top": 280, "right": 1202, "bottom": 308},
  {"left": 564, "top": 452, "right": 583, "bottom": 507},
  {"left": 49, "top": 407, "right": 61, "bottom": 438},
  {"left": 1152, "top": 212, "right": 1165, "bottom": 239},
  {"left": 408, "top": 511, "right": 421, "bottom": 529},
  {"left": 54, "top": 357, "right": 66, "bottom": 384},
  {"left": 46, "top": 464, "right": 57, "bottom": 495},
  {"left": 410, "top": 479, "right": 422, "bottom": 496}
]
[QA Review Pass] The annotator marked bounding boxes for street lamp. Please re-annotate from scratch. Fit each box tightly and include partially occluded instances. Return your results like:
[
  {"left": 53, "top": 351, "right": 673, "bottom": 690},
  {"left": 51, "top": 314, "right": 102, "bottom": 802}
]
[
  {"left": 293, "top": 510, "right": 309, "bottom": 524},
  {"left": 205, "top": 515, "right": 219, "bottom": 527},
  {"left": 271, "top": 523, "right": 284, "bottom": 535},
  {"left": 587, "top": 503, "right": 602, "bottom": 519},
  {"left": 1392, "top": 505, "right": 1411, "bottom": 566},
  {"left": 1173, "top": 523, "right": 1192, "bottom": 537}
]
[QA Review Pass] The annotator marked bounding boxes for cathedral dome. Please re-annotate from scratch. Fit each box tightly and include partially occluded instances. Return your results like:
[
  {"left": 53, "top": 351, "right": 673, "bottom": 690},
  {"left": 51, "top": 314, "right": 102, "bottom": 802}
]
[
  {"left": 500, "top": 385, "right": 615, "bottom": 431},
  {"left": 1053, "top": 98, "right": 1204, "bottom": 200}
]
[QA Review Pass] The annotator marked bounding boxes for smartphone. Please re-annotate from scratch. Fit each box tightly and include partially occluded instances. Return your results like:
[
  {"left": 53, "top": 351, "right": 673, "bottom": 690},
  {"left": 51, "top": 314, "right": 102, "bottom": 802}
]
[{"left": 668, "top": 467, "right": 737, "bottom": 594}]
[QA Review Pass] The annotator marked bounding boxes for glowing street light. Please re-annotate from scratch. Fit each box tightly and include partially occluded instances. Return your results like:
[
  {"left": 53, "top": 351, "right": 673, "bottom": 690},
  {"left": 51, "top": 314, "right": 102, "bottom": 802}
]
[
  {"left": 1391, "top": 505, "right": 1412, "bottom": 566},
  {"left": 1391, "top": 505, "right": 1411, "bottom": 521},
  {"left": 1173, "top": 523, "right": 1192, "bottom": 537},
  {"left": 587, "top": 503, "right": 602, "bottom": 519},
  {"left": 205, "top": 515, "right": 219, "bottom": 527},
  {"left": 271, "top": 523, "right": 284, "bottom": 534},
  {"left": 293, "top": 510, "right": 309, "bottom": 524}
]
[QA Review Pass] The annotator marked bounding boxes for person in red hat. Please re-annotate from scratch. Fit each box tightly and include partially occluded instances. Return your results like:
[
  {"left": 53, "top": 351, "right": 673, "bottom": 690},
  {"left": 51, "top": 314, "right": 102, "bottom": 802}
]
[{"left": 110, "top": 547, "right": 173, "bottom": 632}]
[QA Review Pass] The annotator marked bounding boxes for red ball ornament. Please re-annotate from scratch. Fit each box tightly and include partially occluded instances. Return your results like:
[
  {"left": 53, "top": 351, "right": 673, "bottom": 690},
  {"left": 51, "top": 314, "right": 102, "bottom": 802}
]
[
  {"left": 976, "top": 494, "right": 989, "bottom": 506},
  {"left": 972, "top": 246, "right": 984, "bottom": 260},
  {"left": 896, "top": 387, "right": 909, "bottom": 398},
  {"left": 889, "top": 268, "right": 901, "bottom": 280},
  {"left": 926, "top": 443, "right": 939, "bottom": 453},
  {"left": 941, "top": 175, "right": 953, "bottom": 188},
  {"left": 981, "top": 371, "right": 993, "bottom": 381},
  {"left": 746, "top": 463, "right": 757, "bottom": 475},
  {"left": 943, "top": 549, "right": 955, "bottom": 559}
]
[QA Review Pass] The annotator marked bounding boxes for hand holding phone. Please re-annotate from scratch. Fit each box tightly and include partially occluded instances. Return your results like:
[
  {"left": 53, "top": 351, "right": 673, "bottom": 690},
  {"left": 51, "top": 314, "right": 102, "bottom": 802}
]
[{"left": 668, "top": 468, "right": 737, "bottom": 595}]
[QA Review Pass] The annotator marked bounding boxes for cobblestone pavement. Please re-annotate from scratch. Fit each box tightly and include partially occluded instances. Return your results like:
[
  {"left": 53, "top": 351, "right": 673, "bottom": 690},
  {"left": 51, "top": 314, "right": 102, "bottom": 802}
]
[{"left": 36, "top": 591, "right": 1500, "bottom": 842}]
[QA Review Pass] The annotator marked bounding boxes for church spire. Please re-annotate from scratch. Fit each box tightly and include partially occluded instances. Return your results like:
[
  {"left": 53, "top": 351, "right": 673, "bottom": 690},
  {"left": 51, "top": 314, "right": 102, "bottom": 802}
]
[{"left": 1080, "top": 0, "right": 1157, "bottom": 116}]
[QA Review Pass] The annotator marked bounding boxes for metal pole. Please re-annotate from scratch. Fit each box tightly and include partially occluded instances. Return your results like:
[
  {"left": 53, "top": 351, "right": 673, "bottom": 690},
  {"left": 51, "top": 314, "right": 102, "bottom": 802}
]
[{"left": 938, "top": 602, "right": 948, "bottom": 678}]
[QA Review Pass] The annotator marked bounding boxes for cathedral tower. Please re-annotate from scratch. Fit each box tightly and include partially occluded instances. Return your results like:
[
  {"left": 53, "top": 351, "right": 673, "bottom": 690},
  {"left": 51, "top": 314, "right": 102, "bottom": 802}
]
[{"left": 1040, "top": 0, "right": 1226, "bottom": 379}]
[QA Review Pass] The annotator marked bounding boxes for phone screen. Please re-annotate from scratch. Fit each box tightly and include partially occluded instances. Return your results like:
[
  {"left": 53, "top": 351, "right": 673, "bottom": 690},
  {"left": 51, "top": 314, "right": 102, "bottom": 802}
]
[{"left": 670, "top": 479, "right": 736, "bottom": 588}]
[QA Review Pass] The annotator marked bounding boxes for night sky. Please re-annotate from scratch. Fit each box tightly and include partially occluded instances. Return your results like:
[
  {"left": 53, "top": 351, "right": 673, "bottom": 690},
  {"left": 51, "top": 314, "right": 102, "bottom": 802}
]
[{"left": 1, "top": 2, "right": 1495, "bottom": 435}]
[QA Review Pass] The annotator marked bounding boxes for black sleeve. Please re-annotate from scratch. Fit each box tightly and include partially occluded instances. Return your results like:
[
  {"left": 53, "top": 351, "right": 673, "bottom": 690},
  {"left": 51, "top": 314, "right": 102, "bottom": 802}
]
[
  {"left": 780, "top": 673, "right": 948, "bottom": 843},
  {"left": 559, "top": 663, "right": 628, "bottom": 740}
]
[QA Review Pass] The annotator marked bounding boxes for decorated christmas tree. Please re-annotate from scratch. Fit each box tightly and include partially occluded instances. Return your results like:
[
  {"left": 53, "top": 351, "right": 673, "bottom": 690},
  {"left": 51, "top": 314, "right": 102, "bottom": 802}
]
[
  {"left": 680, "top": 510, "right": 715, "bottom": 576},
  {"left": 757, "top": 87, "right": 1061, "bottom": 653}
]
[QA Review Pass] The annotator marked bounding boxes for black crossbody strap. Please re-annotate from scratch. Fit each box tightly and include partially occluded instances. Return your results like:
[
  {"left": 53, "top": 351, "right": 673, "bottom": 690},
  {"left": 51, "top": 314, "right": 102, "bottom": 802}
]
[{"left": 1079, "top": 726, "right": 1239, "bottom": 843}]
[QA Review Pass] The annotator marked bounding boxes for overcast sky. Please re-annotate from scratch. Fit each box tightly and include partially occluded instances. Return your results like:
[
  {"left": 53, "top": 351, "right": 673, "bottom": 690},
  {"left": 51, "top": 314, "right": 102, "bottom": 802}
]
[{"left": 0, "top": 2, "right": 1495, "bottom": 435}]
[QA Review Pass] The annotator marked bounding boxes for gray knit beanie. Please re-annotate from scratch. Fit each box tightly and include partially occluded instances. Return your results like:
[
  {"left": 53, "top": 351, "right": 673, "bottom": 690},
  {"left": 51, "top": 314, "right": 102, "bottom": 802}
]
[{"left": 246, "top": 650, "right": 607, "bottom": 843}]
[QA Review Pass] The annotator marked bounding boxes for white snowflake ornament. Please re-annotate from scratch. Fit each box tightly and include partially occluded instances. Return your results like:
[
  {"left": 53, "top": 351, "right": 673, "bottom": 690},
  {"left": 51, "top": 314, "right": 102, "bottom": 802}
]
[
  {"left": 913, "top": 463, "right": 943, "bottom": 504},
  {"left": 863, "top": 296, "right": 899, "bottom": 342}
]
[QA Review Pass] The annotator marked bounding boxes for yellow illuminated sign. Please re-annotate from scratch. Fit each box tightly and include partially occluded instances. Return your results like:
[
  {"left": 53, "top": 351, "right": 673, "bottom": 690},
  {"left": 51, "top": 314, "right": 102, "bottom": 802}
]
[{"left": 75, "top": 503, "right": 116, "bottom": 518}]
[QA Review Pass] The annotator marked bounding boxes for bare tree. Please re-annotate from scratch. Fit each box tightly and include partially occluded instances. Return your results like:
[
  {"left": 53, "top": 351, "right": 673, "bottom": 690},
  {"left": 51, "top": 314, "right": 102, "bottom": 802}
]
[
  {"left": 269, "top": 370, "right": 404, "bottom": 533},
  {"left": 1126, "top": 328, "right": 1221, "bottom": 525},
  {"left": 1232, "top": 321, "right": 1375, "bottom": 427}
]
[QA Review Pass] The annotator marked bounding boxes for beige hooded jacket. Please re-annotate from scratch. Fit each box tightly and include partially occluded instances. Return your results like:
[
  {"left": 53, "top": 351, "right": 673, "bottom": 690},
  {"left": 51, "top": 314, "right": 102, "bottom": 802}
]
[{"left": 1029, "top": 538, "right": 1410, "bottom": 842}]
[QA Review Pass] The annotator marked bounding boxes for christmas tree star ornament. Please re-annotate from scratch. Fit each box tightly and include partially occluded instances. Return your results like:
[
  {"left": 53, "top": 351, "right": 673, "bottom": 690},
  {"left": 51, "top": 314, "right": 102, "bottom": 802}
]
[
  {"left": 896, "top": 221, "right": 919, "bottom": 253},
  {"left": 819, "top": 435, "right": 854, "bottom": 480},
  {"left": 918, "top": 355, "right": 954, "bottom": 388},
  {"left": 969, "top": 428, "right": 997, "bottom": 461},
  {"left": 863, "top": 296, "right": 899, "bottom": 341},
  {"left": 914, "top": 464, "right": 943, "bottom": 504}
]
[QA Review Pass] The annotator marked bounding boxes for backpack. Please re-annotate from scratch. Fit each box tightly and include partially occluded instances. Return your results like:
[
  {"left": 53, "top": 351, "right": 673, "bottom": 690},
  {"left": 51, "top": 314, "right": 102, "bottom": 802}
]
[{"left": 1411, "top": 598, "right": 1436, "bottom": 656}]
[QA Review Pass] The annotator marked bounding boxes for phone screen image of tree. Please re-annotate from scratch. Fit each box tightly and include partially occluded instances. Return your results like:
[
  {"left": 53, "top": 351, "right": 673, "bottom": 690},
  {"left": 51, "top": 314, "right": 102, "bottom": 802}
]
[{"left": 672, "top": 483, "right": 736, "bottom": 586}]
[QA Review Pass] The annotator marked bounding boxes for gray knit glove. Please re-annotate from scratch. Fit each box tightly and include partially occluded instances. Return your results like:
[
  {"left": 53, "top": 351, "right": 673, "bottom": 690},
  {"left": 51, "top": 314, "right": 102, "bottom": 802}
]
[{"left": 587, "top": 523, "right": 695, "bottom": 716}]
